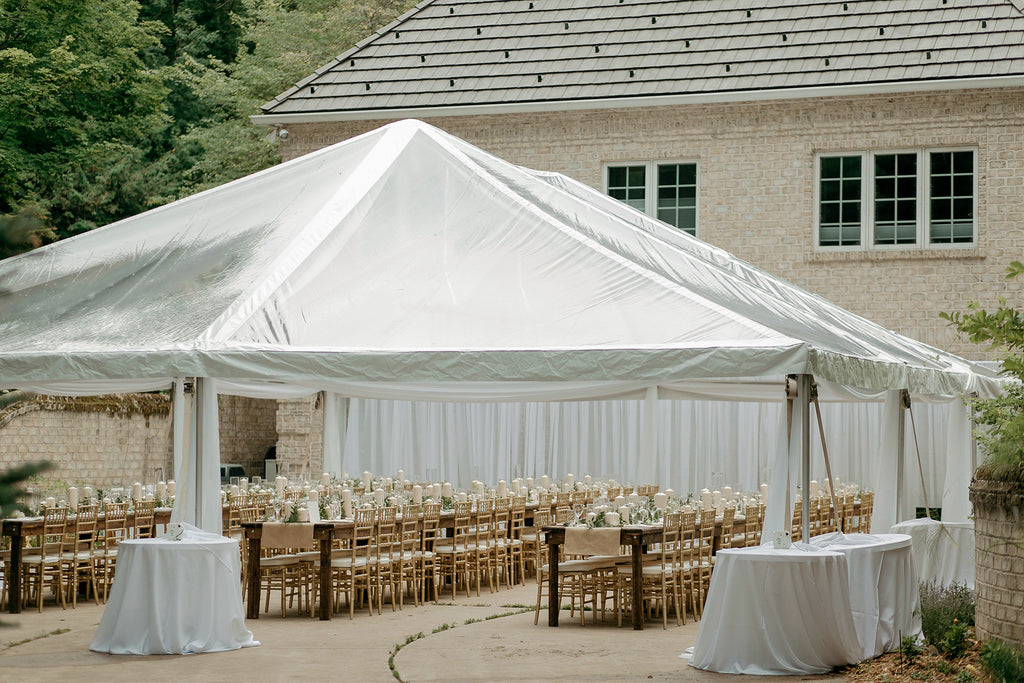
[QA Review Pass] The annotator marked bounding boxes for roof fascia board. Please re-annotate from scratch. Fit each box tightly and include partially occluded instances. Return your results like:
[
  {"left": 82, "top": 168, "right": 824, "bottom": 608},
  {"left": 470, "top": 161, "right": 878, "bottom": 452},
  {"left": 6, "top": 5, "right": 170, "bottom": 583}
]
[{"left": 252, "top": 75, "right": 1024, "bottom": 127}]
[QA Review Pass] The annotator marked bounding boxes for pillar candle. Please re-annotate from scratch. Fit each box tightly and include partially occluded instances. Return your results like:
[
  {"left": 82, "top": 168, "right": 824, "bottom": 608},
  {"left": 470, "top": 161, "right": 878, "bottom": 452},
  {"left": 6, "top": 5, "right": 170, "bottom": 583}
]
[
  {"left": 540, "top": 475, "right": 550, "bottom": 488},
  {"left": 701, "top": 490, "right": 713, "bottom": 509},
  {"left": 664, "top": 489, "right": 674, "bottom": 500},
  {"left": 68, "top": 487, "right": 78, "bottom": 510},
  {"left": 712, "top": 490, "right": 721, "bottom": 506},
  {"left": 614, "top": 495, "right": 626, "bottom": 509},
  {"left": 374, "top": 488, "right": 385, "bottom": 506},
  {"left": 321, "top": 472, "right": 331, "bottom": 488},
  {"left": 168, "top": 481, "right": 177, "bottom": 497},
  {"left": 362, "top": 471, "right": 372, "bottom": 491},
  {"left": 723, "top": 486, "right": 733, "bottom": 499},
  {"left": 566, "top": 473, "right": 574, "bottom": 488},
  {"left": 396, "top": 469, "right": 404, "bottom": 483},
  {"left": 412, "top": 484, "right": 423, "bottom": 504},
  {"left": 605, "top": 511, "right": 620, "bottom": 526},
  {"left": 342, "top": 489, "right": 352, "bottom": 518},
  {"left": 458, "top": 492, "right": 468, "bottom": 503},
  {"left": 526, "top": 477, "right": 534, "bottom": 489},
  {"left": 833, "top": 477, "right": 841, "bottom": 490},
  {"left": 240, "top": 478, "right": 248, "bottom": 492},
  {"left": 156, "top": 481, "right": 166, "bottom": 500},
  {"left": 131, "top": 482, "right": 142, "bottom": 501},
  {"left": 297, "top": 506, "right": 309, "bottom": 522},
  {"left": 309, "top": 489, "right": 319, "bottom": 502},
  {"left": 84, "top": 485, "right": 94, "bottom": 501},
  {"left": 230, "top": 484, "right": 240, "bottom": 497},
  {"left": 810, "top": 480, "right": 819, "bottom": 498},
  {"left": 384, "top": 477, "right": 392, "bottom": 491},
  {"left": 760, "top": 483, "right": 769, "bottom": 499},
  {"left": 583, "top": 474, "right": 592, "bottom": 485},
  {"left": 654, "top": 492, "right": 668, "bottom": 511},
  {"left": 475, "top": 481, "right": 485, "bottom": 496},
  {"left": 627, "top": 492, "right": 640, "bottom": 505},
  {"left": 618, "top": 506, "right": 630, "bottom": 524},
  {"left": 497, "top": 480, "right": 507, "bottom": 497}
]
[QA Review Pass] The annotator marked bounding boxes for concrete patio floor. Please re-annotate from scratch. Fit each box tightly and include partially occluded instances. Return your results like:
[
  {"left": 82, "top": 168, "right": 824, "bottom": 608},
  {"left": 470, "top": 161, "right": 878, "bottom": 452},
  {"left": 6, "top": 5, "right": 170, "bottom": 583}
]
[{"left": 0, "top": 583, "right": 848, "bottom": 682}]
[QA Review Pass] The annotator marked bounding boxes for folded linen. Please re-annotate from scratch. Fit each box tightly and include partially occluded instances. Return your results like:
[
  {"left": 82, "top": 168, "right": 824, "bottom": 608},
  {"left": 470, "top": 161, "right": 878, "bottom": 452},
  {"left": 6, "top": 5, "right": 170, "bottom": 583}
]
[{"left": 564, "top": 526, "right": 621, "bottom": 556}]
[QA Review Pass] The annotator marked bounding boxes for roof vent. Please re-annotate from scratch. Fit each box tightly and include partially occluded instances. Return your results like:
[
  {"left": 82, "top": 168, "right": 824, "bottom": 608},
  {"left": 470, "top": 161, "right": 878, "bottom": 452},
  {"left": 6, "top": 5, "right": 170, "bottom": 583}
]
[
  {"left": 879, "top": 27, "right": 885, "bottom": 35},
  {"left": 824, "top": 58, "right": 830, "bottom": 66},
  {"left": 504, "top": 51, "right": 510, "bottom": 58},
  {"left": 365, "top": 83, "right": 370, "bottom": 90},
  {"left": 537, "top": 74, "right": 543, "bottom": 82},
  {"left": 449, "top": 79, "right": 455, "bottom": 87},
  {"left": 746, "top": 10, "right": 751, "bottom": 17},
  {"left": 309, "top": 85, "right": 316, "bottom": 93},
  {"left": 782, "top": 33, "right": 787, "bottom": 41},
  {"left": 564, "top": 22, "right": 569, "bottom": 29},
  {"left": 629, "top": 70, "right": 635, "bottom": 77},
  {"left": 394, "top": 31, "right": 400, "bottom": 39},
  {"left": 529, "top": 1, "right": 533, "bottom": 7},
  {"left": 476, "top": 28, "right": 481, "bottom": 35},
  {"left": 982, "top": 20, "right": 987, "bottom": 28},
  {"left": 685, "top": 40, "right": 690, "bottom": 47},
  {"left": 843, "top": 3, "right": 848, "bottom": 9},
  {"left": 594, "top": 45, "right": 600, "bottom": 53},
  {"left": 420, "top": 55, "right": 426, "bottom": 62},
  {"left": 449, "top": 6, "right": 454, "bottom": 13},
  {"left": 651, "top": 16, "right": 657, "bottom": 24},
  {"left": 926, "top": 51, "right": 932, "bottom": 59},
  {"left": 350, "top": 60, "right": 355, "bottom": 66},
  {"left": 725, "top": 64, "right": 731, "bottom": 72}
]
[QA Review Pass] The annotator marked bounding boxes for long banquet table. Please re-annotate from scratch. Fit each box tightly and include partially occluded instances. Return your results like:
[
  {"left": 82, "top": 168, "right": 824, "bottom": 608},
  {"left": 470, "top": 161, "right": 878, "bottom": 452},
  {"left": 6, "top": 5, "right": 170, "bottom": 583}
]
[{"left": 2, "top": 507, "right": 173, "bottom": 614}]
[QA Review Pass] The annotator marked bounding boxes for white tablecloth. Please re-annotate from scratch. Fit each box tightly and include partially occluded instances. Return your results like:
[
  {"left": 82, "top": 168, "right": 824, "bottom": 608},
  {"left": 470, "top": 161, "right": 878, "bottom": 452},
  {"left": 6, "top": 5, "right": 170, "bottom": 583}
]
[
  {"left": 90, "top": 525, "right": 259, "bottom": 655},
  {"left": 810, "top": 532, "right": 921, "bottom": 659},
  {"left": 689, "top": 546, "right": 862, "bottom": 675},
  {"left": 890, "top": 518, "right": 974, "bottom": 589}
]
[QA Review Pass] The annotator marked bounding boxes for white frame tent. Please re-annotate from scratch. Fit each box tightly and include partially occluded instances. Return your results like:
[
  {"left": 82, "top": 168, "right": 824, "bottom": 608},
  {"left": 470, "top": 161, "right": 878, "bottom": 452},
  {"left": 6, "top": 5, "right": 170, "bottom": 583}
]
[{"left": 0, "top": 120, "right": 1001, "bottom": 533}]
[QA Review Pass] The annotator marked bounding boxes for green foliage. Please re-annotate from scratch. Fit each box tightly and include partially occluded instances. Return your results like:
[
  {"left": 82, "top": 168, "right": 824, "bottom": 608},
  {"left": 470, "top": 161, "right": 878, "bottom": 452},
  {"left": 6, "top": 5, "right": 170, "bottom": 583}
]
[
  {"left": 942, "top": 262, "right": 1024, "bottom": 477},
  {"left": 0, "top": 461, "right": 52, "bottom": 518},
  {"left": 953, "top": 670, "right": 976, "bottom": 683},
  {"left": 980, "top": 639, "right": 1024, "bottom": 683},
  {"left": 0, "top": 0, "right": 415, "bottom": 256},
  {"left": 901, "top": 635, "right": 924, "bottom": 665},
  {"left": 919, "top": 580, "right": 975, "bottom": 657}
]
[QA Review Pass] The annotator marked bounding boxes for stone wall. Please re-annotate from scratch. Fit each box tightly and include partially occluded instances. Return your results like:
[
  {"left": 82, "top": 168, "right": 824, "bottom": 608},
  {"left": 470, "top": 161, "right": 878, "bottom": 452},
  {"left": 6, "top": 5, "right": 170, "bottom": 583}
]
[
  {"left": 0, "top": 393, "right": 279, "bottom": 487},
  {"left": 279, "top": 86, "right": 1024, "bottom": 359},
  {"left": 970, "top": 478, "right": 1024, "bottom": 649},
  {"left": 274, "top": 395, "right": 324, "bottom": 479}
]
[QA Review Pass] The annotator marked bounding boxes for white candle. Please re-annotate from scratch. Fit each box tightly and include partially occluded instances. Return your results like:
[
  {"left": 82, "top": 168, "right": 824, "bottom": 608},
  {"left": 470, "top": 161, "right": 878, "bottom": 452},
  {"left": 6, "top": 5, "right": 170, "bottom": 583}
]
[
  {"left": 156, "top": 481, "right": 166, "bottom": 500},
  {"left": 614, "top": 495, "right": 626, "bottom": 508},
  {"left": 68, "top": 487, "right": 78, "bottom": 510},
  {"left": 168, "top": 481, "right": 176, "bottom": 496},
  {"left": 627, "top": 492, "right": 640, "bottom": 505},
  {"left": 566, "top": 473, "right": 574, "bottom": 488},
  {"left": 240, "top": 477, "right": 248, "bottom": 492},
  {"left": 282, "top": 501, "right": 293, "bottom": 520},
  {"left": 132, "top": 482, "right": 142, "bottom": 501},
  {"left": 362, "top": 471, "right": 372, "bottom": 491},
  {"left": 309, "top": 489, "right": 319, "bottom": 502},
  {"left": 230, "top": 484, "right": 240, "bottom": 497},
  {"left": 458, "top": 492, "right": 468, "bottom": 503},
  {"left": 84, "top": 485, "right": 94, "bottom": 501},
  {"left": 619, "top": 505, "right": 630, "bottom": 523},
  {"left": 297, "top": 506, "right": 309, "bottom": 523},
  {"left": 413, "top": 485, "right": 423, "bottom": 504},
  {"left": 321, "top": 472, "right": 331, "bottom": 488},
  {"left": 712, "top": 490, "right": 721, "bottom": 506},
  {"left": 475, "top": 481, "right": 485, "bottom": 496},
  {"left": 497, "top": 480, "right": 507, "bottom": 497},
  {"left": 276, "top": 476, "right": 286, "bottom": 497},
  {"left": 374, "top": 488, "right": 385, "bottom": 506},
  {"left": 723, "top": 486, "right": 733, "bottom": 499},
  {"left": 701, "top": 490, "right": 713, "bottom": 509},
  {"left": 833, "top": 477, "right": 841, "bottom": 490},
  {"left": 584, "top": 474, "right": 592, "bottom": 485},
  {"left": 342, "top": 489, "right": 352, "bottom": 518},
  {"left": 540, "top": 475, "right": 550, "bottom": 488},
  {"left": 664, "top": 489, "right": 674, "bottom": 500},
  {"left": 605, "top": 511, "right": 620, "bottom": 526},
  {"left": 760, "top": 483, "right": 769, "bottom": 499},
  {"left": 526, "top": 477, "right": 534, "bottom": 489},
  {"left": 396, "top": 469, "right": 404, "bottom": 483},
  {"left": 654, "top": 492, "right": 668, "bottom": 511},
  {"left": 384, "top": 477, "right": 392, "bottom": 491},
  {"left": 810, "top": 480, "right": 820, "bottom": 498}
]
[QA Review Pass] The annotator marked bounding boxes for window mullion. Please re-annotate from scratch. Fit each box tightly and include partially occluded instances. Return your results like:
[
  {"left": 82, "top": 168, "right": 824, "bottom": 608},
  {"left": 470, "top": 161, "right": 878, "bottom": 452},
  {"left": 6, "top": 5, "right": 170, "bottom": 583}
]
[{"left": 864, "top": 153, "right": 873, "bottom": 249}]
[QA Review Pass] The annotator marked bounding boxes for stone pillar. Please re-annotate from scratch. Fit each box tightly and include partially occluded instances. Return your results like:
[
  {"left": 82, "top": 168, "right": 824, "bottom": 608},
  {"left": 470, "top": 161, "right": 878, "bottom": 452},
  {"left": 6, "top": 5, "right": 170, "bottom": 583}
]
[
  {"left": 969, "top": 477, "right": 1024, "bottom": 649},
  {"left": 274, "top": 396, "right": 324, "bottom": 480}
]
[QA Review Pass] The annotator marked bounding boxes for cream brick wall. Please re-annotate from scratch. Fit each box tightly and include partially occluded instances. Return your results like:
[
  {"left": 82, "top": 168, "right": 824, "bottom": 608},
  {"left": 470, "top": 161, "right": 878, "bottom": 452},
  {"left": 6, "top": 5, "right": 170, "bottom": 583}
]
[
  {"left": 0, "top": 395, "right": 278, "bottom": 487},
  {"left": 280, "top": 87, "right": 1024, "bottom": 359},
  {"left": 274, "top": 396, "right": 324, "bottom": 478}
]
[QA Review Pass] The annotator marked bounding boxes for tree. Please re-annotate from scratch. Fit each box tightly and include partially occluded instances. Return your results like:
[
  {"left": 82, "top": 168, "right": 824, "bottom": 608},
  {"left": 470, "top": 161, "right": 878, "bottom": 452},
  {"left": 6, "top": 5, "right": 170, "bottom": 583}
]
[{"left": 942, "top": 261, "right": 1024, "bottom": 481}]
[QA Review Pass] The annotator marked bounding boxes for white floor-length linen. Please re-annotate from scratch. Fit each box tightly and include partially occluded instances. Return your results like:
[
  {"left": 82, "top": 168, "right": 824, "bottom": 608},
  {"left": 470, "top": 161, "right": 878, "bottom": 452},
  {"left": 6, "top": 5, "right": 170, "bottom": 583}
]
[
  {"left": 890, "top": 518, "right": 975, "bottom": 589},
  {"left": 809, "top": 532, "right": 922, "bottom": 659},
  {"left": 90, "top": 525, "right": 258, "bottom": 655},
  {"left": 689, "top": 546, "right": 862, "bottom": 675}
]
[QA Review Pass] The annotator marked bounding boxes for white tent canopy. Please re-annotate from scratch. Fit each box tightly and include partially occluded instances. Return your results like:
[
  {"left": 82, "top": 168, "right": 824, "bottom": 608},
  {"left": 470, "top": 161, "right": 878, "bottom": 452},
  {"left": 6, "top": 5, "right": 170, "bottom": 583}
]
[{"left": 0, "top": 119, "right": 1000, "bottom": 531}]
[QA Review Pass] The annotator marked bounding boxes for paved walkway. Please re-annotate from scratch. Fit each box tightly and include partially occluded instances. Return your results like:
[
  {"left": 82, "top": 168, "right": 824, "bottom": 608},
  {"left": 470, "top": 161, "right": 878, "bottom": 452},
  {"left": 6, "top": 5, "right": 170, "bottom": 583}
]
[{"left": 0, "top": 583, "right": 846, "bottom": 682}]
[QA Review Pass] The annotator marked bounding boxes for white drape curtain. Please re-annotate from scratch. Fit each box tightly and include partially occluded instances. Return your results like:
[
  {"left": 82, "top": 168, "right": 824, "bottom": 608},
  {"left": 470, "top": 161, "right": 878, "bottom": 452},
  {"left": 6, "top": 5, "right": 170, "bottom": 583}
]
[{"left": 336, "top": 395, "right": 961, "bottom": 513}]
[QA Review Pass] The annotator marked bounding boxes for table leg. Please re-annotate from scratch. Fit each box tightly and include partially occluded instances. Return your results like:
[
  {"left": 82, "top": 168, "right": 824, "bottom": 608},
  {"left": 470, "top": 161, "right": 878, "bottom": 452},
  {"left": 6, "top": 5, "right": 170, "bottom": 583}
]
[
  {"left": 245, "top": 533, "right": 261, "bottom": 620},
  {"left": 548, "top": 539, "right": 560, "bottom": 626},
  {"left": 319, "top": 528, "right": 332, "bottom": 621},
  {"left": 6, "top": 525, "right": 22, "bottom": 614},
  {"left": 631, "top": 537, "right": 644, "bottom": 630}
]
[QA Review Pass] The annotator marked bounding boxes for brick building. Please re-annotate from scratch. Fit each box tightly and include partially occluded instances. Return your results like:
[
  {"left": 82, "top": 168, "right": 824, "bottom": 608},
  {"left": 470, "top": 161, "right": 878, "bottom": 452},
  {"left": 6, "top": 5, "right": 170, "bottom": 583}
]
[{"left": 253, "top": 0, "right": 1024, "bottom": 359}]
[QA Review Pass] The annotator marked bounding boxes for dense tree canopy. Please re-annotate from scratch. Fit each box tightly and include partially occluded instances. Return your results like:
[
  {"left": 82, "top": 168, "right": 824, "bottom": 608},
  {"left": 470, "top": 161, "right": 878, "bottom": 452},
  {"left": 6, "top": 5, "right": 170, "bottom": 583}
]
[{"left": 0, "top": 0, "right": 414, "bottom": 256}]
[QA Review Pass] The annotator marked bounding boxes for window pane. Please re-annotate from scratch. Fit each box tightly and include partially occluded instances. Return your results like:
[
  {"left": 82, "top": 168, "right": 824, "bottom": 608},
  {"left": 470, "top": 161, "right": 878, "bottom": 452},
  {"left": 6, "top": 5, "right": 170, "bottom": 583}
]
[
  {"left": 819, "top": 155, "right": 862, "bottom": 246},
  {"left": 656, "top": 163, "right": 698, "bottom": 235},
  {"left": 929, "top": 150, "right": 975, "bottom": 244},
  {"left": 874, "top": 152, "right": 917, "bottom": 245},
  {"left": 608, "top": 167, "right": 627, "bottom": 186},
  {"left": 607, "top": 165, "right": 646, "bottom": 214},
  {"left": 628, "top": 166, "right": 645, "bottom": 186}
]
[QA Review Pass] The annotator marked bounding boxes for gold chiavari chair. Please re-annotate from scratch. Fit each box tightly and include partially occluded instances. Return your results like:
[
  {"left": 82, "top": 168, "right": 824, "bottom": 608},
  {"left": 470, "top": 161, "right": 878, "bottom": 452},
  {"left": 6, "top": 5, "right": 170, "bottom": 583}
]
[
  {"left": 397, "top": 504, "right": 421, "bottom": 608},
  {"left": 841, "top": 494, "right": 857, "bottom": 533},
  {"left": 329, "top": 508, "right": 375, "bottom": 618},
  {"left": 63, "top": 504, "right": 99, "bottom": 607},
  {"left": 133, "top": 499, "right": 157, "bottom": 539},
  {"left": 522, "top": 507, "right": 550, "bottom": 580},
  {"left": 94, "top": 501, "right": 128, "bottom": 603},
  {"left": 858, "top": 491, "right": 874, "bottom": 532},
  {"left": 507, "top": 496, "right": 527, "bottom": 586},
  {"left": 492, "top": 497, "right": 513, "bottom": 589},
  {"left": 434, "top": 501, "right": 475, "bottom": 599},
  {"left": 372, "top": 506, "right": 399, "bottom": 614},
  {"left": 471, "top": 498, "right": 496, "bottom": 595},
  {"left": 678, "top": 509, "right": 699, "bottom": 621},
  {"left": 416, "top": 502, "right": 441, "bottom": 603},
  {"left": 694, "top": 508, "right": 716, "bottom": 618},
  {"left": 718, "top": 506, "right": 735, "bottom": 551},
  {"left": 22, "top": 505, "right": 68, "bottom": 611},
  {"left": 790, "top": 500, "right": 803, "bottom": 542}
]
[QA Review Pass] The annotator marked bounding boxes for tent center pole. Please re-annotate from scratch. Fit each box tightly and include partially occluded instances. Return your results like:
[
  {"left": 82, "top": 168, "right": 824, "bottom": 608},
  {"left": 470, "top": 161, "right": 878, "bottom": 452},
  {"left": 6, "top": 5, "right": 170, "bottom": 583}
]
[{"left": 798, "top": 374, "right": 811, "bottom": 542}]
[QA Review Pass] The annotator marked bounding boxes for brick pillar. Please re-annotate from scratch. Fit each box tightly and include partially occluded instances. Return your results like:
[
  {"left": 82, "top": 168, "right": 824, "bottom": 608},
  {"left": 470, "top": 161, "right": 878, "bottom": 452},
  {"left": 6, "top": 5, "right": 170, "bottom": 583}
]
[
  {"left": 274, "top": 395, "right": 324, "bottom": 480},
  {"left": 970, "top": 478, "right": 1024, "bottom": 649}
]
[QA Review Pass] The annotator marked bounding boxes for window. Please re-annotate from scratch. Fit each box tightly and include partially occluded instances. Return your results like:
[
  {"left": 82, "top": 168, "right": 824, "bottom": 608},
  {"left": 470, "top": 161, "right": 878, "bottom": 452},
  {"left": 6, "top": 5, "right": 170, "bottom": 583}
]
[
  {"left": 606, "top": 161, "right": 698, "bottom": 235},
  {"left": 815, "top": 149, "right": 976, "bottom": 249}
]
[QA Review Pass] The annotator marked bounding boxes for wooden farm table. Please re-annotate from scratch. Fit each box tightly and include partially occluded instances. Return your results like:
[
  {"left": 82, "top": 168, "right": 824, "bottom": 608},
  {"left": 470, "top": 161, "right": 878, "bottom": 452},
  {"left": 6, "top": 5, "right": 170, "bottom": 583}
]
[
  {"left": 243, "top": 503, "right": 541, "bottom": 621},
  {"left": 2, "top": 507, "right": 173, "bottom": 614},
  {"left": 543, "top": 514, "right": 746, "bottom": 630}
]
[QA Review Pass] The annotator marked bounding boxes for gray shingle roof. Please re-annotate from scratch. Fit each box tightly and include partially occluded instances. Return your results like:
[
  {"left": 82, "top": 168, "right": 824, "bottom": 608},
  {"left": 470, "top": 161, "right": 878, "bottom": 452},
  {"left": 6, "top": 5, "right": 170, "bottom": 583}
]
[{"left": 261, "top": 0, "right": 1024, "bottom": 117}]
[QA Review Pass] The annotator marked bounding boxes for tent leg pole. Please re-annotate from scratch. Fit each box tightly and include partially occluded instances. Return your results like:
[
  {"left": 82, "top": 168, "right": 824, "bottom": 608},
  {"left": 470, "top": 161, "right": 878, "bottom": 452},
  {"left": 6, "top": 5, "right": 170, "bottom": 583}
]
[
  {"left": 798, "top": 374, "right": 811, "bottom": 542},
  {"left": 896, "top": 393, "right": 907, "bottom": 521}
]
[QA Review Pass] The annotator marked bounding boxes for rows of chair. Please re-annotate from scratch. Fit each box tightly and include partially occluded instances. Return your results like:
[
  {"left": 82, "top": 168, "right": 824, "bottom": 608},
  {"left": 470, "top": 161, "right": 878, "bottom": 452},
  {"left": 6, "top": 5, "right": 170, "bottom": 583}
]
[{"left": 2, "top": 500, "right": 157, "bottom": 612}]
